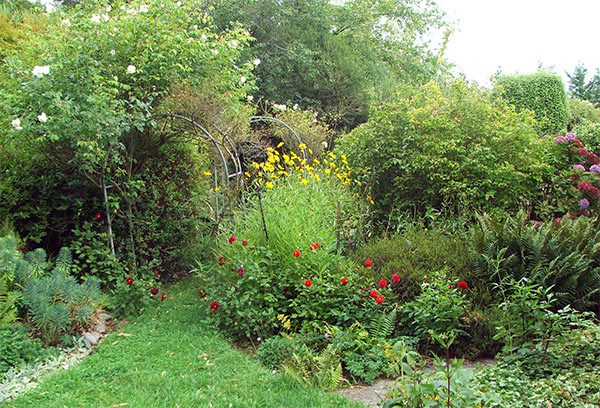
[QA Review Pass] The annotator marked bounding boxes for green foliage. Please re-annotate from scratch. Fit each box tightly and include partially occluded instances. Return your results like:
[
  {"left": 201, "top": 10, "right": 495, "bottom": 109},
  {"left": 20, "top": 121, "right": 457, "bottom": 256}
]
[
  {"left": 282, "top": 345, "right": 343, "bottom": 391},
  {"left": 495, "top": 71, "right": 569, "bottom": 136},
  {"left": 22, "top": 249, "right": 103, "bottom": 345},
  {"left": 400, "top": 274, "right": 469, "bottom": 350},
  {"left": 568, "top": 98, "right": 600, "bottom": 129},
  {"left": 205, "top": 0, "right": 448, "bottom": 129},
  {"left": 574, "top": 122, "right": 600, "bottom": 154},
  {"left": 256, "top": 335, "right": 302, "bottom": 370},
  {"left": 351, "top": 226, "right": 470, "bottom": 302},
  {"left": 0, "top": 323, "right": 55, "bottom": 374},
  {"left": 0, "top": 0, "right": 253, "bottom": 278},
  {"left": 0, "top": 276, "right": 18, "bottom": 327},
  {"left": 469, "top": 212, "right": 600, "bottom": 311},
  {"left": 201, "top": 162, "right": 372, "bottom": 340},
  {"left": 337, "top": 80, "right": 549, "bottom": 226}
]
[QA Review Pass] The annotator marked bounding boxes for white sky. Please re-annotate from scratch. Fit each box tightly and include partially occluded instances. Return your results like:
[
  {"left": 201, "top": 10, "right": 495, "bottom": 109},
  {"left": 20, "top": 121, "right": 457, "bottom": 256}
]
[{"left": 434, "top": 0, "right": 600, "bottom": 88}]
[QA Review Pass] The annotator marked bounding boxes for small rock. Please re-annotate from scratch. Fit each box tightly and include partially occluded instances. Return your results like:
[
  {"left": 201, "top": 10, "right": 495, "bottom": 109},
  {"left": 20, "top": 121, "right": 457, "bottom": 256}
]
[
  {"left": 95, "top": 323, "right": 107, "bottom": 334},
  {"left": 98, "top": 313, "right": 113, "bottom": 323},
  {"left": 82, "top": 331, "right": 101, "bottom": 346}
]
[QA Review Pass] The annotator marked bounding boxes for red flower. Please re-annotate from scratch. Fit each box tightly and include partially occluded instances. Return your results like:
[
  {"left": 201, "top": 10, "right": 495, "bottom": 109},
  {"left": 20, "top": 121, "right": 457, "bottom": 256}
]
[
  {"left": 378, "top": 279, "right": 387, "bottom": 288},
  {"left": 209, "top": 300, "right": 220, "bottom": 311},
  {"left": 126, "top": 277, "right": 134, "bottom": 285},
  {"left": 369, "top": 289, "right": 378, "bottom": 298},
  {"left": 449, "top": 283, "right": 453, "bottom": 289},
  {"left": 229, "top": 235, "right": 237, "bottom": 244},
  {"left": 341, "top": 278, "right": 348, "bottom": 285},
  {"left": 154, "top": 268, "right": 159, "bottom": 277},
  {"left": 95, "top": 212, "right": 102, "bottom": 220},
  {"left": 310, "top": 242, "right": 321, "bottom": 250},
  {"left": 218, "top": 256, "right": 225, "bottom": 266},
  {"left": 160, "top": 292, "right": 166, "bottom": 302},
  {"left": 198, "top": 289, "right": 206, "bottom": 298},
  {"left": 458, "top": 280, "right": 468, "bottom": 290},
  {"left": 242, "top": 240, "right": 248, "bottom": 247},
  {"left": 392, "top": 274, "right": 400, "bottom": 283},
  {"left": 304, "top": 279, "right": 312, "bottom": 287},
  {"left": 238, "top": 267, "right": 244, "bottom": 276},
  {"left": 194, "top": 210, "right": 199, "bottom": 215},
  {"left": 294, "top": 250, "right": 301, "bottom": 258},
  {"left": 364, "top": 259, "right": 373, "bottom": 268},
  {"left": 150, "top": 287, "right": 159, "bottom": 296},
  {"left": 375, "top": 295, "right": 384, "bottom": 304},
  {"left": 576, "top": 147, "right": 588, "bottom": 156}
]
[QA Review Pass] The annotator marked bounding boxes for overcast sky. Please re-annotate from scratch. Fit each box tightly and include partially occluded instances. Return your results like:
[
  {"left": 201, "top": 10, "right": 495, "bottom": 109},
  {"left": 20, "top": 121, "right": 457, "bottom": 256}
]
[{"left": 434, "top": 0, "right": 600, "bottom": 87}]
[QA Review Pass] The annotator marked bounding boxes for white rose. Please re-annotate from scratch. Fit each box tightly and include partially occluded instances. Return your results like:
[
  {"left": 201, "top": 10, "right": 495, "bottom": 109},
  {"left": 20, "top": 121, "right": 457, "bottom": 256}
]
[
  {"left": 37, "top": 112, "right": 48, "bottom": 123},
  {"left": 127, "top": 65, "right": 136, "bottom": 74},
  {"left": 11, "top": 118, "right": 22, "bottom": 130},
  {"left": 253, "top": 58, "right": 261, "bottom": 66}
]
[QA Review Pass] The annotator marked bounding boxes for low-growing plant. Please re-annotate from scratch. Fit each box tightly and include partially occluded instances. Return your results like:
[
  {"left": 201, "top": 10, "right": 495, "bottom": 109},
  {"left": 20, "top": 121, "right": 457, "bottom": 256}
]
[
  {"left": 281, "top": 344, "right": 343, "bottom": 391},
  {"left": 399, "top": 273, "right": 470, "bottom": 354},
  {"left": 256, "top": 335, "right": 303, "bottom": 370},
  {"left": 0, "top": 323, "right": 55, "bottom": 374}
]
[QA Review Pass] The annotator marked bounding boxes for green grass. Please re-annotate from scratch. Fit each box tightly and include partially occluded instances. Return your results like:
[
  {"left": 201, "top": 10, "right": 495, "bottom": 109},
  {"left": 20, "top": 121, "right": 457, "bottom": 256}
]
[{"left": 4, "top": 279, "right": 361, "bottom": 408}]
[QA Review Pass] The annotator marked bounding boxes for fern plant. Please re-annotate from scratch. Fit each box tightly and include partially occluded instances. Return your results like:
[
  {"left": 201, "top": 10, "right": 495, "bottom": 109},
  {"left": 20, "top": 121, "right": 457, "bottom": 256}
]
[
  {"left": 369, "top": 307, "right": 397, "bottom": 340},
  {"left": 282, "top": 345, "right": 343, "bottom": 391},
  {"left": 470, "top": 212, "right": 600, "bottom": 311}
]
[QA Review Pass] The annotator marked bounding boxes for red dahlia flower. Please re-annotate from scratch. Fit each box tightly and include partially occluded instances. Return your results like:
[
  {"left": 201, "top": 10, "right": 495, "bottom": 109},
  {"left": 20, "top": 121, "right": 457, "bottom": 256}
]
[
  {"left": 95, "top": 212, "right": 102, "bottom": 220},
  {"left": 294, "top": 250, "right": 301, "bottom": 258},
  {"left": 376, "top": 295, "right": 384, "bottom": 304},
  {"left": 238, "top": 268, "right": 244, "bottom": 276},
  {"left": 364, "top": 259, "right": 373, "bottom": 268},
  {"left": 150, "top": 287, "right": 159, "bottom": 295},
  {"left": 194, "top": 210, "right": 199, "bottom": 215},
  {"left": 218, "top": 257, "right": 225, "bottom": 266},
  {"left": 341, "top": 278, "right": 348, "bottom": 285},
  {"left": 242, "top": 240, "right": 248, "bottom": 247},
  {"left": 209, "top": 300, "right": 220, "bottom": 311},
  {"left": 369, "top": 289, "right": 378, "bottom": 298},
  {"left": 304, "top": 279, "right": 312, "bottom": 287},
  {"left": 229, "top": 236, "right": 237, "bottom": 244},
  {"left": 379, "top": 279, "right": 387, "bottom": 288},
  {"left": 126, "top": 277, "right": 134, "bottom": 285},
  {"left": 458, "top": 280, "right": 468, "bottom": 290},
  {"left": 392, "top": 274, "right": 400, "bottom": 283}
]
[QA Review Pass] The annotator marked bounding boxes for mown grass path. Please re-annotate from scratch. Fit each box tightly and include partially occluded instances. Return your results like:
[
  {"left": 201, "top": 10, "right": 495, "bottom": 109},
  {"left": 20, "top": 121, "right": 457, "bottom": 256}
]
[{"left": 4, "top": 279, "right": 361, "bottom": 408}]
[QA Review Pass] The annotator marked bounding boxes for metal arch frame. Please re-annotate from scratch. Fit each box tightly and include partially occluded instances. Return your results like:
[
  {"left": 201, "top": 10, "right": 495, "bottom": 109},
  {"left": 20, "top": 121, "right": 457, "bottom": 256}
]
[{"left": 249, "top": 116, "right": 307, "bottom": 160}]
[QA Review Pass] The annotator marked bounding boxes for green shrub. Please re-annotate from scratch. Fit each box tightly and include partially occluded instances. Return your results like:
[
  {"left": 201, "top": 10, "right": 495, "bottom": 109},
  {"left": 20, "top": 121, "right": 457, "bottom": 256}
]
[
  {"left": 337, "top": 80, "right": 550, "bottom": 226},
  {"left": 574, "top": 122, "right": 600, "bottom": 155},
  {"left": 0, "top": 323, "right": 55, "bottom": 374},
  {"left": 568, "top": 98, "right": 600, "bottom": 129},
  {"left": 351, "top": 227, "right": 470, "bottom": 302},
  {"left": 495, "top": 71, "right": 569, "bottom": 136},
  {"left": 469, "top": 212, "right": 600, "bottom": 312},
  {"left": 399, "top": 274, "right": 470, "bottom": 352},
  {"left": 256, "top": 336, "right": 303, "bottom": 370}
]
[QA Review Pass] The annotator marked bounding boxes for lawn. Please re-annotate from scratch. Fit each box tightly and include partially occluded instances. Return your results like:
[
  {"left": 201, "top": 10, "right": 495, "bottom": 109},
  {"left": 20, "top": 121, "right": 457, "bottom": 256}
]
[{"left": 3, "top": 278, "right": 362, "bottom": 408}]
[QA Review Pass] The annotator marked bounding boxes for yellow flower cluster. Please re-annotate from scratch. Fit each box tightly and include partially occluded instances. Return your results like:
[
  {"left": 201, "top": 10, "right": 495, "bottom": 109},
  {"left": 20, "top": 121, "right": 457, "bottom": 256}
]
[{"left": 247, "top": 143, "right": 354, "bottom": 188}]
